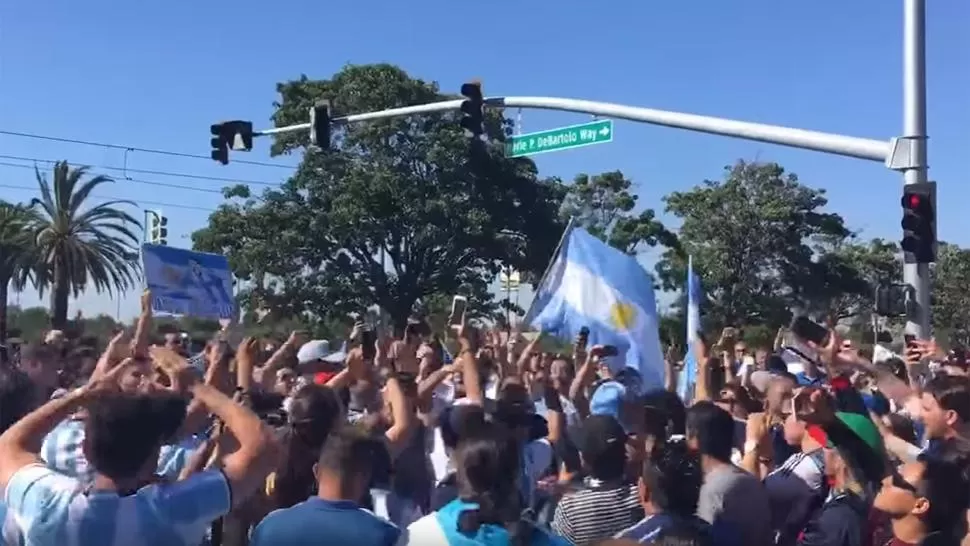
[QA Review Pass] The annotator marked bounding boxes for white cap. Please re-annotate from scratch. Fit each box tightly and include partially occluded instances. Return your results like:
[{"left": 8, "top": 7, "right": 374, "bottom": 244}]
[{"left": 296, "top": 339, "right": 347, "bottom": 365}]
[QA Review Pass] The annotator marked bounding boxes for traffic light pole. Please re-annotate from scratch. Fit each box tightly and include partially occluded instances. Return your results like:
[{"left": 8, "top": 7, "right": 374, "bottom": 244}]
[
  {"left": 256, "top": 98, "right": 891, "bottom": 162},
  {"left": 245, "top": 1, "right": 929, "bottom": 336},
  {"left": 901, "top": 0, "right": 931, "bottom": 339}
]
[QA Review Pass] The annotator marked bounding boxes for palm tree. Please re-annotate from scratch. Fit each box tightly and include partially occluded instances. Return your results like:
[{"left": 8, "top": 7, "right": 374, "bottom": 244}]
[
  {"left": 0, "top": 202, "right": 37, "bottom": 342},
  {"left": 27, "top": 161, "right": 142, "bottom": 328}
]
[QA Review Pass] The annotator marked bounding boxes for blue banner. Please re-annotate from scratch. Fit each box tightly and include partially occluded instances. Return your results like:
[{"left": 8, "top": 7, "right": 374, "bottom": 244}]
[{"left": 141, "top": 244, "right": 235, "bottom": 319}]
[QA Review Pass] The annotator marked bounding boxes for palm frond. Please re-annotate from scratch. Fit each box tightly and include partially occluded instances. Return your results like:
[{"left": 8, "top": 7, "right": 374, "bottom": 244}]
[{"left": 26, "top": 161, "right": 143, "bottom": 302}]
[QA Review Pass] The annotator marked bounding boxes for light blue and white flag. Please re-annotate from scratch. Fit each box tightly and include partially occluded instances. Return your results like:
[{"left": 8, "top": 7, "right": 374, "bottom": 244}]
[
  {"left": 524, "top": 225, "right": 665, "bottom": 388},
  {"left": 678, "top": 256, "right": 703, "bottom": 402},
  {"left": 142, "top": 244, "right": 235, "bottom": 319}
]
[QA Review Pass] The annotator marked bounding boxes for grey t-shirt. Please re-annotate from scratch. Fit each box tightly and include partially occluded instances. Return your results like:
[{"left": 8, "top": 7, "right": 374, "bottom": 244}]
[{"left": 697, "top": 463, "right": 772, "bottom": 546}]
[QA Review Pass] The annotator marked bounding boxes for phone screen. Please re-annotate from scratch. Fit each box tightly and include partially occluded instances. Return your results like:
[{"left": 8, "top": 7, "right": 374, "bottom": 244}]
[
  {"left": 449, "top": 297, "right": 467, "bottom": 325},
  {"left": 361, "top": 328, "right": 376, "bottom": 360}
]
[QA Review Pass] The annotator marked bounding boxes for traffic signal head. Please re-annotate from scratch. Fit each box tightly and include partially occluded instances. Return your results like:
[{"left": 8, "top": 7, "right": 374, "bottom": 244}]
[
  {"left": 310, "top": 100, "right": 332, "bottom": 149},
  {"left": 900, "top": 181, "right": 937, "bottom": 263},
  {"left": 210, "top": 123, "right": 229, "bottom": 165},
  {"left": 209, "top": 121, "right": 254, "bottom": 164},
  {"left": 149, "top": 211, "right": 168, "bottom": 246},
  {"left": 459, "top": 80, "right": 484, "bottom": 138}
]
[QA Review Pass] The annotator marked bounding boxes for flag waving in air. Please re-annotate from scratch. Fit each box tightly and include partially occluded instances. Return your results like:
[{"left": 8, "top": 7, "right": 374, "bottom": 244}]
[
  {"left": 678, "top": 256, "right": 703, "bottom": 402},
  {"left": 524, "top": 223, "right": 665, "bottom": 389}
]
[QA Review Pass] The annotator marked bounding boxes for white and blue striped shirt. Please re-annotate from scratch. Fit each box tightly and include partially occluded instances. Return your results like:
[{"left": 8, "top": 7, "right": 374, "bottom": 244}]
[
  {"left": 40, "top": 419, "right": 200, "bottom": 484},
  {"left": 3, "top": 464, "right": 231, "bottom": 546}
]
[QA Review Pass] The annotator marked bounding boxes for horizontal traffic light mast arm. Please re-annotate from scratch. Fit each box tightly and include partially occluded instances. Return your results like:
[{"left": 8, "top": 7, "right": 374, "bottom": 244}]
[{"left": 254, "top": 96, "right": 893, "bottom": 163}]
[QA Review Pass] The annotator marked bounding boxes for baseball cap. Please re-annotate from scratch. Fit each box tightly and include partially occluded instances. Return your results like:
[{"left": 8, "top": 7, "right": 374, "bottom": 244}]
[
  {"left": 589, "top": 380, "right": 638, "bottom": 432},
  {"left": 296, "top": 340, "right": 347, "bottom": 366},
  {"left": 573, "top": 413, "right": 627, "bottom": 458},
  {"left": 807, "top": 412, "right": 883, "bottom": 454}
]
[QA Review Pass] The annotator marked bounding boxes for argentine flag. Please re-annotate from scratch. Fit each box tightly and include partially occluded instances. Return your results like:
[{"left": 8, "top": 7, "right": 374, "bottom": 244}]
[
  {"left": 524, "top": 225, "right": 665, "bottom": 388},
  {"left": 678, "top": 256, "right": 703, "bottom": 402}
]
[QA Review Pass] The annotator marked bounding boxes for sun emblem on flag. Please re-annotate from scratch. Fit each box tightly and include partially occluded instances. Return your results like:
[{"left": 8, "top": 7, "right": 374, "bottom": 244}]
[{"left": 609, "top": 301, "right": 636, "bottom": 331}]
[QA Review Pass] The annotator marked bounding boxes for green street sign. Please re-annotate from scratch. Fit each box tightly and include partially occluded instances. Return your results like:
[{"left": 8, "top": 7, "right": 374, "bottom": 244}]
[{"left": 505, "top": 119, "right": 614, "bottom": 158}]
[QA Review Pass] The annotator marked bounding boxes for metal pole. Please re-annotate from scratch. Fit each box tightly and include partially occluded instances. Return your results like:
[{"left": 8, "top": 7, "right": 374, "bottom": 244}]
[
  {"left": 255, "top": 98, "right": 892, "bottom": 163},
  {"left": 903, "top": 0, "right": 930, "bottom": 338}
]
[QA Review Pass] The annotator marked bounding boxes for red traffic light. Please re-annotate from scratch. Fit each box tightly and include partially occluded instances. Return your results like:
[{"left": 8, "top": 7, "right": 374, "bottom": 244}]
[{"left": 908, "top": 194, "right": 921, "bottom": 208}]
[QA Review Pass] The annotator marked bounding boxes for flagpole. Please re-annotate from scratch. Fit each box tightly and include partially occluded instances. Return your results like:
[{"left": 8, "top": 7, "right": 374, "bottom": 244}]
[{"left": 522, "top": 217, "right": 576, "bottom": 321}]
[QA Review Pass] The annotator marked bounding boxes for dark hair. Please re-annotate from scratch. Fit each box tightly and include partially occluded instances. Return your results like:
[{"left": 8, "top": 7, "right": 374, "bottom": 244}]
[
  {"left": 0, "top": 366, "right": 35, "bottom": 433},
  {"left": 273, "top": 384, "right": 343, "bottom": 509},
  {"left": 641, "top": 440, "right": 703, "bottom": 517},
  {"left": 685, "top": 401, "right": 734, "bottom": 462},
  {"left": 916, "top": 454, "right": 970, "bottom": 537},
  {"left": 642, "top": 389, "right": 687, "bottom": 436},
  {"left": 924, "top": 375, "right": 970, "bottom": 424},
  {"left": 83, "top": 391, "right": 187, "bottom": 481},
  {"left": 454, "top": 421, "right": 535, "bottom": 546},
  {"left": 317, "top": 425, "right": 387, "bottom": 489},
  {"left": 439, "top": 405, "right": 488, "bottom": 450}
]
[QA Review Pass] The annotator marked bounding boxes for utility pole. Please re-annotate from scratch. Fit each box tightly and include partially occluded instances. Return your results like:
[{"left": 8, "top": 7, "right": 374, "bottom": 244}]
[
  {"left": 901, "top": 0, "right": 931, "bottom": 338},
  {"left": 214, "top": 4, "right": 929, "bottom": 335}
]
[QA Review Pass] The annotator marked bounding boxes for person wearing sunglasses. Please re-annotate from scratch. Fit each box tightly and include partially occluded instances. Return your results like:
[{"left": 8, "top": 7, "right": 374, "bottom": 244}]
[{"left": 873, "top": 455, "right": 970, "bottom": 546}]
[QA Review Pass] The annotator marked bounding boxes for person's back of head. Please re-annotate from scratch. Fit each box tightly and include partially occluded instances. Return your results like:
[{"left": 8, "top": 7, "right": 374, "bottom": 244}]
[
  {"left": 576, "top": 414, "right": 628, "bottom": 482},
  {"left": 685, "top": 401, "right": 734, "bottom": 463},
  {"left": 642, "top": 388, "right": 687, "bottom": 437},
  {"left": 453, "top": 420, "right": 536, "bottom": 546},
  {"left": 83, "top": 390, "right": 187, "bottom": 483},
  {"left": 641, "top": 439, "right": 703, "bottom": 518},
  {"left": 0, "top": 365, "right": 35, "bottom": 433},
  {"left": 316, "top": 424, "right": 387, "bottom": 503},
  {"left": 918, "top": 455, "right": 970, "bottom": 538},
  {"left": 273, "top": 384, "right": 344, "bottom": 509}
]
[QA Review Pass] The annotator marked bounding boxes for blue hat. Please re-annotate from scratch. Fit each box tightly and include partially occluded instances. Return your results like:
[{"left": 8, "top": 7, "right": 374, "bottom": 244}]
[{"left": 590, "top": 380, "right": 636, "bottom": 432}]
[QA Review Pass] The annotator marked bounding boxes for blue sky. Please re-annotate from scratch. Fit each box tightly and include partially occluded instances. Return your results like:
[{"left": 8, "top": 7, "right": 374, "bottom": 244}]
[{"left": 1, "top": 1, "right": 967, "bottom": 321}]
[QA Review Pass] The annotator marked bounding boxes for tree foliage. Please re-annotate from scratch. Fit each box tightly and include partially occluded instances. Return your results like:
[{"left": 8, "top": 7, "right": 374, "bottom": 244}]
[
  {"left": 192, "top": 64, "right": 565, "bottom": 332},
  {"left": 26, "top": 162, "right": 142, "bottom": 328},
  {"left": 560, "top": 171, "right": 679, "bottom": 255},
  {"left": 932, "top": 243, "right": 970, "bottom": 343},
  {"left": 655, "top": 161, "right": 863, "bottom": 329}
]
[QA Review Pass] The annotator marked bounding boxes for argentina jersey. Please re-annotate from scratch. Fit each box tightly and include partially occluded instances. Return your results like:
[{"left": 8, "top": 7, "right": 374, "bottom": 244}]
[{"left": 3, "top": 464, "right": 231, "bottom": 546}]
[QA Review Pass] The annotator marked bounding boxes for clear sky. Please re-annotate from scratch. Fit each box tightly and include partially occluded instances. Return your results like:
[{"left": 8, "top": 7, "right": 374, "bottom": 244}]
[{"left": 1, "top": 1, "right": 967, "bottom": 321}]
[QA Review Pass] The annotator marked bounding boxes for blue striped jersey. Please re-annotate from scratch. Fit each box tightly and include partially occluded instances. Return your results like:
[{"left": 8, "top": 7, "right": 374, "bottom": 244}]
[{"left": 3, "top": 464, "right": 231, "bottom": 546}]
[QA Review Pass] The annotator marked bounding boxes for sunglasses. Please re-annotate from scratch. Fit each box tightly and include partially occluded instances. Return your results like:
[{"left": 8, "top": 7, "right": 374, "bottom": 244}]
[{"left": 889, "top": 467, "right": 919, "bottom": 494}]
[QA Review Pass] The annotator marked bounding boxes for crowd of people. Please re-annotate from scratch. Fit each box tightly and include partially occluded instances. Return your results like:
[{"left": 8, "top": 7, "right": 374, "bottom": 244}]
[{"left": 2, "top": 290, "right": 970, "bottom": 546}]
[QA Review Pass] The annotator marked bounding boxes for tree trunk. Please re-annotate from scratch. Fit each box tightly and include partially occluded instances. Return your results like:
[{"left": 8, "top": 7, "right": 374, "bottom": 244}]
[
  {"left": 50, "top": 267, "right": 70, "bottom": 330},
  {"left": 0, "top": 280, "right": 8, "bottom": 345}
]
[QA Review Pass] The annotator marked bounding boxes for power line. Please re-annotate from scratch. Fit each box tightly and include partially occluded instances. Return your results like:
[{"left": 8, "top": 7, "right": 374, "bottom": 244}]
[
  {"left": 0, "top": 161, "right": 223, "bottom": 195},
  {"left": 0, "top": 153, "right": 282, "bottom": 187},
  {"left": 0, "top": 128, "right": 297, "bottom": 170},
  {"left": 0, "top": 182, "right": 217, "bottom": 212}
]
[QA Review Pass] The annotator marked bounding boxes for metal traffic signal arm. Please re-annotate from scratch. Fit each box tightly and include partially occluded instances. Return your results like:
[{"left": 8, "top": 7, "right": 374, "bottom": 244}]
[{"left": 211, "top": 0, "right": 930, "bottom": 337}]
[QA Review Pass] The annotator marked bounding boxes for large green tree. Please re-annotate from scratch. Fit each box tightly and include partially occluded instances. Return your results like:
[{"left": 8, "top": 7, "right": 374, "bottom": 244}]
[
  {"left": 932, "top": 243, "right": 970, "bottom": 342},
  {"left": 192, "top": 64, "right": 566, "bottom": 331},
  {"left": 802, "top": 237, "right": 900, "bottom": 322},
  {"left": 560, "top": 170, "right": 679, "bottom": 255},
  {"left": 656, "top": 160, "right": 858, "bottom": 328},
  {"left": 26, "top": 162, "right": 142, "bottom": 328},
  {"left": 0, "top": 203, "right": 36, "bottom": 342}
]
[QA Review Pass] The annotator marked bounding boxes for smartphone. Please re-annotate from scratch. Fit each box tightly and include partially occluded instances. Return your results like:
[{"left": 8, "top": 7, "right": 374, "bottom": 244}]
[
  {"left": 577, "top": 327, "right": 590, "bottom": 349},
  {"left": 903, "top": 334, "right": 916, "bottom": 348},
  {"left": 790, "top": 316, "right": 829, "bottom": 345},
  {"left": 600, "top": 345, "right": 619, "bottom": 357},
  {"left": 361, "top": 327, "right": 377, "bottom": 361},
  {"left": 449, "top": 296, "right": 468, "bottom": 326}
]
